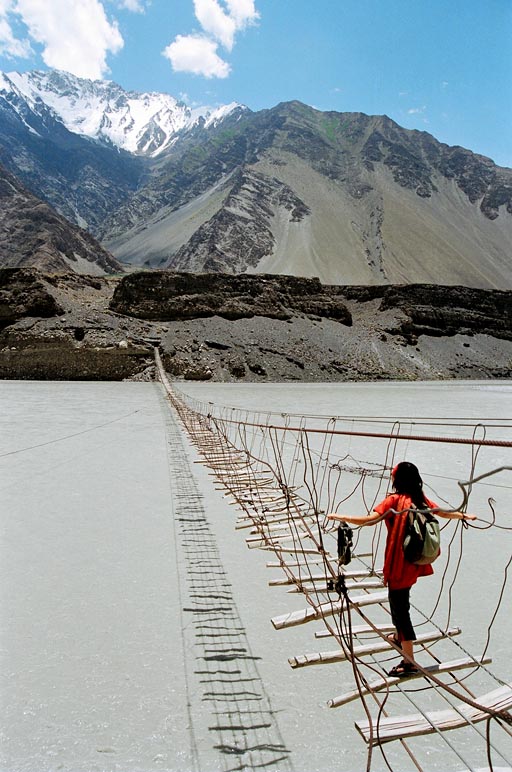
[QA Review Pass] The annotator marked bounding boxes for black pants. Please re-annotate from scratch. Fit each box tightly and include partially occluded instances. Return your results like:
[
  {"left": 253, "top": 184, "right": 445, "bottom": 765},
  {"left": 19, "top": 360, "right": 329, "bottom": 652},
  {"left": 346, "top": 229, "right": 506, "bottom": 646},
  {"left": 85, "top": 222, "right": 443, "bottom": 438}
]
[{"left": 388, "top": 587, "right": 416, "bottom": 642}]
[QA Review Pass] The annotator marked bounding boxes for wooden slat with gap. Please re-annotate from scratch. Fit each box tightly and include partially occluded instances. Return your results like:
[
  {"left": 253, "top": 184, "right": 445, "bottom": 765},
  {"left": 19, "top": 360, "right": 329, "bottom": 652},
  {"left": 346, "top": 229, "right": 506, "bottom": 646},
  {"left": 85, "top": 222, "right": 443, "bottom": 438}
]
[
  {"left": 236, "top": 508, "right": 311, "bottom": 522},
  {"left": 328, "top": 657, "right": 492, "bottom": 708},
  {"left": 315, "top": 622, "right": 394, "bottom": 639},
  {"left": 246, "top": 533, "right": 313, "bottom": 549},
  {"left": 269, "top": 570, "right": 383, "bottom": 586},
  {"left": 269, "top": 546, "right": 330, "bottom": 556},
  {"left": 249, "top": 518, "right": 317, "bottom": 535},
  {"left": 288, "top": 628, "right": 461, "bottom": 669},
  {"left": 355, "top": 682, "right": 512, "bottom": 745},
  {"left": 286, "top": 578, "right": 384, "bottom": 593},
  {"left": 271, "top": 590, "right": 389, "bottom": 629},
  {"left": 266, "top": 558, "right": 334, "bottom": 569}
]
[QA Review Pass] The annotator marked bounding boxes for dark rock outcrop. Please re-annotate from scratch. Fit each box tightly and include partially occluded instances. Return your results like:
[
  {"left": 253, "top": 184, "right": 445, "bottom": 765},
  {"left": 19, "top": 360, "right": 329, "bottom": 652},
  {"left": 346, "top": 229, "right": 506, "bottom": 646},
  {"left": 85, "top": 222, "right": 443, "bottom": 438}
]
[
  {"left": 377, "top": 284, "right": 512, "bottom": 341},
  {"left": 0, "top": 268, "right": 153, "bottom": 379},
  {"left": 110, "top": 271, "right": 512, "bottom": 343},
  {"left": 0, "top": 267, "right": 64, "bottom": 330},
  {"left": 1, "top": 268, "right": 511, "bottom": 382},
  {"left": 0, "top": 336, "right": 152, "bottom": 380},
  {"left": 110, "top": 271, "right": 353, "bottom": 325}
]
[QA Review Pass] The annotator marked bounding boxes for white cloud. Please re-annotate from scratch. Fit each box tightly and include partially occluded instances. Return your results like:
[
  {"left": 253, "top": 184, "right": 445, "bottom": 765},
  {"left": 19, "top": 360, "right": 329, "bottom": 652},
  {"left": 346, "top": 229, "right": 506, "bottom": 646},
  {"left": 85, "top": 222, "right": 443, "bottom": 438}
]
[
  {"left": 408, "top": 105, "right": 426, "bottom": 115},
  {"left": 0, "top": 15, "right": 32, "bottom": 57},
  {"left": 116, "top": 0, "right": 146, "bottom": 12},
  {"left": 164, "top": 0, "right": 258, "bottom": 78},
  {"left": 163, "top": 33, "right": 230, "bottom": 79},
  {"left": 0, "top": 0, "right": 31, "bottom": 57},
  {"left": 224, "top": 0, "right": 258, "bottom": 27},
  {"left": 0, "top": 0, "right": 124, "bottom": 79},
  {"left": 193, "top": 0, "right": 236, "bottom": 50}
]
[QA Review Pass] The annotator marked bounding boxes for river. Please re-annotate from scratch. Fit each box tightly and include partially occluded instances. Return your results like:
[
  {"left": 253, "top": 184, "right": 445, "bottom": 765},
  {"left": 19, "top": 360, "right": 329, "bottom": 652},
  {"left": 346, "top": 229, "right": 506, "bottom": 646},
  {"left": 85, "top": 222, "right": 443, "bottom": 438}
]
[{"left": 1, "top": 380, "right": 511, "bottom": 772}]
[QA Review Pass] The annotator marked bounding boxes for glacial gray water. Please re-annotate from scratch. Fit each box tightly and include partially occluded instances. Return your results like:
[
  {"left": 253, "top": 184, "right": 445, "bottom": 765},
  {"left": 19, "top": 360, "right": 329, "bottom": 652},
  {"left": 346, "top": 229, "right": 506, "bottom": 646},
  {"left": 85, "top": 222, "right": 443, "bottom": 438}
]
[{"left": 1, "top": 380, "right": 511, "bottom": 772}]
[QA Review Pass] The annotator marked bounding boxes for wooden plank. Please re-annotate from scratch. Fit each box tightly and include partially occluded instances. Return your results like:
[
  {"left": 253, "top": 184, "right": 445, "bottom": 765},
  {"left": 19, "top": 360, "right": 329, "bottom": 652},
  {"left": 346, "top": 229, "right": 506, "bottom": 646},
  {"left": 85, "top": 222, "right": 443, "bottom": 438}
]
[
  {"left": 235, "top": 520, "right": 261, "bottom": 531},
  {"left": 215, "top": 476, "right": 262, "bottom": 483},
  {"left": 235, "top": 508, "right": 312, "bottom": 522},
  {"left": 355, "top": 682, "right": 512, "bottom": 745},
  {"left": 315, "top": 622, "right": 394, "bottom": 639},
  {"left": 244, "top": 515, "right": 315, "bottom": 528},
  {"left": 239, "top": 489, "right": 300, "bottom": 500},
  {"left": 328, "top": 657, "right": 492, "bottom": 708},
  {"left": 207, "top": 456, "right": 250, "bottom": 462},
  {"left": 217, "top": 488, "right": 277, "bottom": 495},
  {"left": 250, "top": 519, "right": 316, "bottom": 535},
  {"left": 268, "top": 546, "right": 329, "bottom": 555},
  {"left": 244, "top": 498, "right": 308, "bottom": 507},
  {"left": 253, "top": 525, "right": 317, "bottom": 540},
  {"left": 286, "top": 578, "right": 383, "bottom": 593},
  {"left": 214, "top": 471, "right": 272, "bottom": 479},
  {"left": 269, "top": 570, "right": 383, "bottom": 586},
  {"left": 237, "top": 504, "right": 310, "bottom": 516},
  {"left": 220, "top": 463, "right": 255, "bottom": 468},
  {"left": 195, "top": 459, "right": 251, "bottom": 467},
  {"left": 215, "top": 474, "right": 258, "bottom": 481},
  {"left": 246, "top": 532, "right": 313, "bottom": 549},
  {"left": 288, "top": 628, "right": 461, "bottom": 668},
  {"left": 316, "top": 623, "right": 396, "bottom": 639},
  {"left": 271, "top": 590, "right": 389, "bottom": 629},
  {"left": 266, "top": 558, "right": 334, "bottom": 569}
]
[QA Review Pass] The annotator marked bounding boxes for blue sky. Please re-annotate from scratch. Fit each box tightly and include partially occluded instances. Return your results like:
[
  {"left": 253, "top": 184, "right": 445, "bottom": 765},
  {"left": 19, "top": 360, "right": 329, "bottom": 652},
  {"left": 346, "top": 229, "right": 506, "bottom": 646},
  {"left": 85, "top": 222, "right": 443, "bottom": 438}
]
[{"left": 0, "top": 0, "right": 510, "bottom": 167}]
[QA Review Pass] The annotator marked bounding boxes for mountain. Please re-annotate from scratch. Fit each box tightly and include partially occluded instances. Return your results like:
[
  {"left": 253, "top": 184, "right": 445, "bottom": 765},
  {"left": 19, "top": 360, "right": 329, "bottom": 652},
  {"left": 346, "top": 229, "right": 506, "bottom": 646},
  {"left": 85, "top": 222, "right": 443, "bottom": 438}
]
[
  {"left": 1, "top": 69, "right": 244, "bottom": 157},
  {"left": 0, "top": 163, "right": 122, "bottom": 274},
  {"left": 0, "top": 69, "right": 245, "bottom": 236},
  {"left": 105, "top": 102, "right": 512, "bottom": 288},
  {"left": 0, "top": 72, "right": 145, "bottom": 232},
  {"left": 0, "top": 70, "right": 511, "bottom": 289}
]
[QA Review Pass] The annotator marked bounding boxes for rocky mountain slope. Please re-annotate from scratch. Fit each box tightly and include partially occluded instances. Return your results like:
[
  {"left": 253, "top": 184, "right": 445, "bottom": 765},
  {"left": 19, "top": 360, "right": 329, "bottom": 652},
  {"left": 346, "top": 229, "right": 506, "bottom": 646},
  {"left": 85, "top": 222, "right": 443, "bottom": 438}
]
[
  {"left": 0, "top": 164, "right": 122, "bottom": 274},
  {"left": 1, "top": 269, "right": 510, "bottom": 382},
  {"left": 0, "top": 75, "right": 144, "bottom": 232},
  {"left": 0, "top": 70, "right": 510, "bottom": 289},
  {"left": 102, "top": 102, "right": 512, "bottom": 289}
]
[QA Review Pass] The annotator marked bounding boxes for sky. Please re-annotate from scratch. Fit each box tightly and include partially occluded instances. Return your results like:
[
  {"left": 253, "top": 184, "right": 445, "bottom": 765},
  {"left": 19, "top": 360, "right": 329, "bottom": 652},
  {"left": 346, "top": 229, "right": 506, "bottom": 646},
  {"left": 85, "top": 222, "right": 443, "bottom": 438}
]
[{"left": 0, "top": 0, "right": 510, "bottom": 167}]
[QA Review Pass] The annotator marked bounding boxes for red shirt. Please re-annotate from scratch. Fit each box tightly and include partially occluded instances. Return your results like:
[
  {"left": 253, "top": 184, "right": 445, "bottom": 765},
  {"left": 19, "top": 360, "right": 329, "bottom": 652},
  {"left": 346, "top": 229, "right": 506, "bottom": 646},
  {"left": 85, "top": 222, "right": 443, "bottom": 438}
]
[{"left": 374, "top": 493, "right": 437, "bottom": 590}]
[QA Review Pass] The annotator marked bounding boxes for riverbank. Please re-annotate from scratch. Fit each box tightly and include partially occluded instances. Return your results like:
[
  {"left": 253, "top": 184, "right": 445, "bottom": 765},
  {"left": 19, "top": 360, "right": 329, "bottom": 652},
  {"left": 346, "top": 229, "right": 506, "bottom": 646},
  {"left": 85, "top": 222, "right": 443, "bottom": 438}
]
[{"left": 1, "top": 267, "right": 511, "bottom": 381}]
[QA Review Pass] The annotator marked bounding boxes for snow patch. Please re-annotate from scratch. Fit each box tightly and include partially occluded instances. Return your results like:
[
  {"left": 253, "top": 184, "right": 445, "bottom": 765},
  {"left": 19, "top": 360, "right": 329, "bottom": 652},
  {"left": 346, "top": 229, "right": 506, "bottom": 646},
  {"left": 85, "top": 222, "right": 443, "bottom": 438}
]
[{"left": 2, "top": 69, "right": 245, "bottom": 157}]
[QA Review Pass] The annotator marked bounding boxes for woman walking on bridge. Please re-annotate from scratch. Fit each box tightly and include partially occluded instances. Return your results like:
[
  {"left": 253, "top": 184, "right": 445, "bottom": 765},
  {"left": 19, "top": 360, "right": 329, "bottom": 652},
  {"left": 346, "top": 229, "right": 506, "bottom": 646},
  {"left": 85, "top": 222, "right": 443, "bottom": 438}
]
[{"left": 327, "top": 461, "right": 476, "bottom": 677}]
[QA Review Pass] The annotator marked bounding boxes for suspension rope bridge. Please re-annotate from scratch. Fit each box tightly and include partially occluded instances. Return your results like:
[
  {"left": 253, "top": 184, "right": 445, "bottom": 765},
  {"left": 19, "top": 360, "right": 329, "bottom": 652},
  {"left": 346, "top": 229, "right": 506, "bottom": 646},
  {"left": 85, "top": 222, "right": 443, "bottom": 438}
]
[{"left": 155, "top": 351, "right": 512, "bottom": 772}]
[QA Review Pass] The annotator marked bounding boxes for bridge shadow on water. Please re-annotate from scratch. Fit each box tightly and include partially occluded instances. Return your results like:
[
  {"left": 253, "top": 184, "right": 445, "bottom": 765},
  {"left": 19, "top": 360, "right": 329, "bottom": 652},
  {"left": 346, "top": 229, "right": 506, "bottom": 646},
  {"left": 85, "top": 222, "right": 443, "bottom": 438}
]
[{"left": 164, "top": 408, "right": 293, "bottom": 772}]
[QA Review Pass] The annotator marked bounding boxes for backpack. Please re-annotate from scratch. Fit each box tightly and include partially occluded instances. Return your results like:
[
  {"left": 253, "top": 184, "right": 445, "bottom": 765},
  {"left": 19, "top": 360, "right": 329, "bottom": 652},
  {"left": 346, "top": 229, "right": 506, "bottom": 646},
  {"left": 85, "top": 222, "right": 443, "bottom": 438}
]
[{"left": 403, "top": 506, "right": 441, "bottom": 565}]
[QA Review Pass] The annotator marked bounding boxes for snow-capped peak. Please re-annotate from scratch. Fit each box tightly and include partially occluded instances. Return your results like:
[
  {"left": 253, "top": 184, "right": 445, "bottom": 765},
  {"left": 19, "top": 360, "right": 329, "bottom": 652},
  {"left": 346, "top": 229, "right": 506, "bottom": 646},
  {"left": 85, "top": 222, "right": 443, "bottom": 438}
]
[
  {"left": 1, "top": 69, "right": 246, "bottom": 156},
  {"left": 204, "top": 102, "right": 242, "bottom": 129}
]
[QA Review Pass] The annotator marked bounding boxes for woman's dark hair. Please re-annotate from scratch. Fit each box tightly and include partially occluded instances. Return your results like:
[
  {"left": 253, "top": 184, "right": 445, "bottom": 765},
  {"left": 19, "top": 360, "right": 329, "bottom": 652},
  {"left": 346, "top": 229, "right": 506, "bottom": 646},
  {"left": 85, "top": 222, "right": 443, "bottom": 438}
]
[{"left": 391, "top": 462, "right": 427, "bottom": 508}]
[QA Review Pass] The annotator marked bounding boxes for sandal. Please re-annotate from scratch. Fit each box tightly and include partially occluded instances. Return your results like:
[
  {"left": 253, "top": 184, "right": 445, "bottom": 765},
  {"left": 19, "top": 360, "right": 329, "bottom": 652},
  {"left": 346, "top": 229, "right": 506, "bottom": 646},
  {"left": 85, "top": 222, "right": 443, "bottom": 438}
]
[
  {"left": 386, "top": 634, "right": 402, "bottom": 650},
  {"left": 388, "top": 660, "right": 419, "bottom": 678}
]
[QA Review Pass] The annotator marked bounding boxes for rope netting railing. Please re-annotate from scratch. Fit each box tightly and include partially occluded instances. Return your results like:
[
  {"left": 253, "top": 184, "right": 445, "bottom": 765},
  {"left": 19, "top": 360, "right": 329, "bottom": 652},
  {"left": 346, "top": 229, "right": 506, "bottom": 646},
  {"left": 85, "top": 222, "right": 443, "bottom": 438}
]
[{"left": 156, "top": 352, "right": 512, "bottom": 772}]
